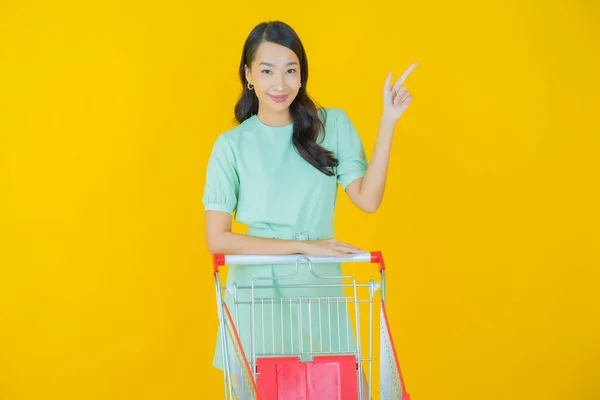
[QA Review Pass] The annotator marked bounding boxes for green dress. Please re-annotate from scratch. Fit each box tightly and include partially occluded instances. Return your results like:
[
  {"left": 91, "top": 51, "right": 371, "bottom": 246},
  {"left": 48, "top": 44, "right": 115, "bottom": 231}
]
[{"left": 202, "top": 108, "right": 368, "bottom": 370}]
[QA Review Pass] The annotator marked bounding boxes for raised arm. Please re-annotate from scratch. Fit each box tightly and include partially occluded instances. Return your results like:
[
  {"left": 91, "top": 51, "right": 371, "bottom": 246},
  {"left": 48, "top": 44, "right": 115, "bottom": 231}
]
[{"left": 345, "top": 62, "right": 418, "bottom": 213}]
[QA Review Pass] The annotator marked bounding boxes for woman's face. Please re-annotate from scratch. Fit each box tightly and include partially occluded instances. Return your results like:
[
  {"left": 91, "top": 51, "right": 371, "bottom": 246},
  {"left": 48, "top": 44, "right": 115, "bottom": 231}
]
[{"left": 245, "top": 41, "right": 301, "bottom": 118}]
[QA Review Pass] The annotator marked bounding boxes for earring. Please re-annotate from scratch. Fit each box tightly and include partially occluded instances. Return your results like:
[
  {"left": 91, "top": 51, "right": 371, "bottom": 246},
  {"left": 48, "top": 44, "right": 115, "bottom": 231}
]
[{"left": 247, "top": 82, "right": 254, "bottom": 90}]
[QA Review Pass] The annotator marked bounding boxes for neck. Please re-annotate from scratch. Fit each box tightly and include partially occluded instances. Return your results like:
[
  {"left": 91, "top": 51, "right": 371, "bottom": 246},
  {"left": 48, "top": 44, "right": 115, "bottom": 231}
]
[{"left": 256, "top": 107, "right": 293, "bottom": 127}]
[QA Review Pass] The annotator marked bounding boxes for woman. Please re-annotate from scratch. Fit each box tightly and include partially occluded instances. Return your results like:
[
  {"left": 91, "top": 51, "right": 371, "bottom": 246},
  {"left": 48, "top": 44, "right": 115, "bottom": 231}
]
[{"left": 203, "top": 20, "right": 416, "bottom": 384}]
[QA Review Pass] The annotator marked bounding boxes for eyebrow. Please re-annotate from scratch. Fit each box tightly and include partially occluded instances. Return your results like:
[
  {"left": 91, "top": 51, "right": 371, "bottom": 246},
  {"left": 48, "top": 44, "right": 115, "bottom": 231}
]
[{"left": 259, "top": 61, "right": 299, "bottom": 67}]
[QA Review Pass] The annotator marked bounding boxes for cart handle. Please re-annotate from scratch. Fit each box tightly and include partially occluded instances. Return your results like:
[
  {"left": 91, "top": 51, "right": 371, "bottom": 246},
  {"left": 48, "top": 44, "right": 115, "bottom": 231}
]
[{"left": 213, "top": 251, "right": 386, "bottom": 274}]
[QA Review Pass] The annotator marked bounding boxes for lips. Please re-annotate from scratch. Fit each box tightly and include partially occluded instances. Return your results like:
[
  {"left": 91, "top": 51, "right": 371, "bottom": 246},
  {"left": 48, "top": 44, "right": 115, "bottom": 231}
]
[{"left": 268, "top": 94, "right": 289, "bottom": 103}]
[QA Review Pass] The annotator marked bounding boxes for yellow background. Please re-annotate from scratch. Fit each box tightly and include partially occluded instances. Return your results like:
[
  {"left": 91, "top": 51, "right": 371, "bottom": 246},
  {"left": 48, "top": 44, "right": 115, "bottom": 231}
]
[{"left": 1, "top": 0, "right": 599, "bottom": 399}]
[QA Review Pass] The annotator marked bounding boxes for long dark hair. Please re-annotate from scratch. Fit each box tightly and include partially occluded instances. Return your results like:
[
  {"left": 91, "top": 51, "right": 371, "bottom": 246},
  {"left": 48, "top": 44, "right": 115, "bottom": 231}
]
[{"left": 234, "top": 21, "right": 337, "bottom": 176}]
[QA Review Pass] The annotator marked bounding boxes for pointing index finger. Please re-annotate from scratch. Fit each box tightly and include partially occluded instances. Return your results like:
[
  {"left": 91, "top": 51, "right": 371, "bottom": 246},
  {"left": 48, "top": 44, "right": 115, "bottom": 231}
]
[{"left": 393, "top": 62, "right": 418, "bottom": 90}]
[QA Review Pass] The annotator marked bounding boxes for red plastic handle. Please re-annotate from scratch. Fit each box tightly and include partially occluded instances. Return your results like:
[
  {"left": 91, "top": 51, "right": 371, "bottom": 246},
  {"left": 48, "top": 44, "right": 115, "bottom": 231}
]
[
  {"left": 213, "top": 254, "right": 225, "bottom": 274},
  {"left": 370, "top": 250, "right": 387, "bottom": 273}
]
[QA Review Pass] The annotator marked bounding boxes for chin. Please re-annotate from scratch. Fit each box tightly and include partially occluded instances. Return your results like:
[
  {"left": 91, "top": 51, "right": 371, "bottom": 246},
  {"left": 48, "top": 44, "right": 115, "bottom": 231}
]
[{"left": 268, "top": 102, "right": 292, "bottom": 113}]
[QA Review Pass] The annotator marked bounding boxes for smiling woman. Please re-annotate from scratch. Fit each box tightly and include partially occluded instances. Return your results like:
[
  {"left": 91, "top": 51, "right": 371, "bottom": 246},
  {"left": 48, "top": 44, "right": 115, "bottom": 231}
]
[{"left": 202, "top": 20, "right": 417, "bottom": 396}]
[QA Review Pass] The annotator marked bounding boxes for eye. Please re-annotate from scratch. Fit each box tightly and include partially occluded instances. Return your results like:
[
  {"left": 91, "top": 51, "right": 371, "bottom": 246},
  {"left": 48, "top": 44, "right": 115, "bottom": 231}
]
[
  {"left": 261, "top": 69, "right": 272, "bottom": 74},
  {"left": 286, "top": 69, "right": 297, "bottom": 74}
]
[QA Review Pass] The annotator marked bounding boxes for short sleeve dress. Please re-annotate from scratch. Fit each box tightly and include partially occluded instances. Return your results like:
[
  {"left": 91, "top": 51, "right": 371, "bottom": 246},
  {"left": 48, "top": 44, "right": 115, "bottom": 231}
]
[{"left": 203, "top": 108, "right": 368, "bottom": 369}]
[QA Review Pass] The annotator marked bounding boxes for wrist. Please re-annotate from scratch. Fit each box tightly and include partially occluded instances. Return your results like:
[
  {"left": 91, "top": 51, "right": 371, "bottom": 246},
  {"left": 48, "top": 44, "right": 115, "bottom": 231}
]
[{"left": 380, "top": 113, "right": 397, "bottom": 128}]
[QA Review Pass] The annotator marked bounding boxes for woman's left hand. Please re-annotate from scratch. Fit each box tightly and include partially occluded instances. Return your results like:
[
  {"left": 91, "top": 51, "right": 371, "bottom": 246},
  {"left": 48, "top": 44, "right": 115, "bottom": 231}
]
[{"left": 382, "top": 62, "right": 418, "bottom": 122}]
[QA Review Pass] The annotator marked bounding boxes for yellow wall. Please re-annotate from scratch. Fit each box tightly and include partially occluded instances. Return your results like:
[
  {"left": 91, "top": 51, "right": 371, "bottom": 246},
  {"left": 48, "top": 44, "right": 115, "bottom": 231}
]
[{"left": 1, "top": 0, "right": 599, "bottom": 399}]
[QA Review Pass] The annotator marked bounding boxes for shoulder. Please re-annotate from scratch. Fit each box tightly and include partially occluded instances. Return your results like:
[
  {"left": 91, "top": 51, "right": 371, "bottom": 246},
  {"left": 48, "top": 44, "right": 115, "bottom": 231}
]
[
  {"left": 315, "top": 107, "right": 353, "bottom": 151},
  {"left": 319, "top": 107, "right": 348, "bottom": 126},
  {"left": 211, "top": 116, "right": 257, "bottom": 150},
  {"left": 319, "top": 108, "right": 355, "bottom": 138},
  {"left": 222, "top": 117, "right": 257, "bottom": 141},
  {"left": 319, "top": 107, "right": 356, "bottom": 140}
]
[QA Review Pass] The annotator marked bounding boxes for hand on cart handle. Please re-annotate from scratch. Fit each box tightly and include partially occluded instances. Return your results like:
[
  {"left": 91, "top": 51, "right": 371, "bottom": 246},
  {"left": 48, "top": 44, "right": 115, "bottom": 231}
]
[
  {"left": 301, "top": 238, "right": 364, "bottom": 258},
  {"left": 212, "top": 251, "right": 387, "bottom": 274}
]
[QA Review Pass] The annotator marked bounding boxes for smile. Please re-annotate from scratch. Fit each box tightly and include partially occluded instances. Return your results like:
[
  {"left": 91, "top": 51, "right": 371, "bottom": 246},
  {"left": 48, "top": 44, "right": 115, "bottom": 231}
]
[{"left": 268, "top": 94, "right": 289, "bottom": 103}]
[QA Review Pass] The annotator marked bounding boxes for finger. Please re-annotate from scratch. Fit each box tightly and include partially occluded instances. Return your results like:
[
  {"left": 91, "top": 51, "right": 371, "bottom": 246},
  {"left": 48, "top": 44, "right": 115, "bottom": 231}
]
[
  {"left": 398, "top": 91, "right": 411, "bottom": 103},
  {"left": 392, "top": 62, "right": 418, "bottom": 92},
  {"left": 330, "top": 249, "right": 353, "bottom": 258},
  {"left": 334, "top": 245, "right": 364, "bottom": 254},
  {"left": 346, "top": 247, "right": 365, "bottom": 254},
  {"left": 383, "top": 72, "right": 392, "bottom": 93},
  {"left": 392, "top": 86, "right": 407, "bottom": 102}
]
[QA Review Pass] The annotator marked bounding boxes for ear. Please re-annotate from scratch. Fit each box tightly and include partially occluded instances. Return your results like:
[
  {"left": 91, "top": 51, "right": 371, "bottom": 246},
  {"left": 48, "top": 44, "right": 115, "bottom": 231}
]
[{"left": 244, "top": 64, "right": 252, "bottom": 84}]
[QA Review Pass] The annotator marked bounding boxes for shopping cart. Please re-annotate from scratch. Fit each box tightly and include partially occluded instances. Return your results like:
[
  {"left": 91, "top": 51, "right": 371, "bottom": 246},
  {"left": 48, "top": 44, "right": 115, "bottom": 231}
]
[{"left": 213, "top": 251, "right": 410, "bottom": 400}]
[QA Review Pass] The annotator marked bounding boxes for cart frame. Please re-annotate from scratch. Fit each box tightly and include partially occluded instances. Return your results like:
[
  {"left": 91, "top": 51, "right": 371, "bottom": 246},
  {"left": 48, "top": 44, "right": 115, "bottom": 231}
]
[{"left": 213, "top": 251, "right": 410, "bottom": 400}]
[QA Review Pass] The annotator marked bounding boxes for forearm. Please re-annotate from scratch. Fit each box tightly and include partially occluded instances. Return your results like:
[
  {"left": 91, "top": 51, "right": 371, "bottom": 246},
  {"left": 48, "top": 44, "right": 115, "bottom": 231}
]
[
  {"left": 207, "top": 231, "right": 307, "bottom": 255},
  {"left": 358, "top": 116, "right": 396, "bottom": 211}
]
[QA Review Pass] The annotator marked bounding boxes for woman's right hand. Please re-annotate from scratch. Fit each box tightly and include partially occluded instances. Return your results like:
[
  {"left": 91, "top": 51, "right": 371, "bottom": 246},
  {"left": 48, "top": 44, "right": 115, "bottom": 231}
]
[{"left": 300, "top": 239, "right": 365, "bottom": 258}]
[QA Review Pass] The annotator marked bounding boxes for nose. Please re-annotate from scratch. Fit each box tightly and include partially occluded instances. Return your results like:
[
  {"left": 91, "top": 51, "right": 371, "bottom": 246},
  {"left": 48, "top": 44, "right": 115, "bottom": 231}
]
[{"left": 274, "top": 73, "right": 285, "bottom": 92}]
